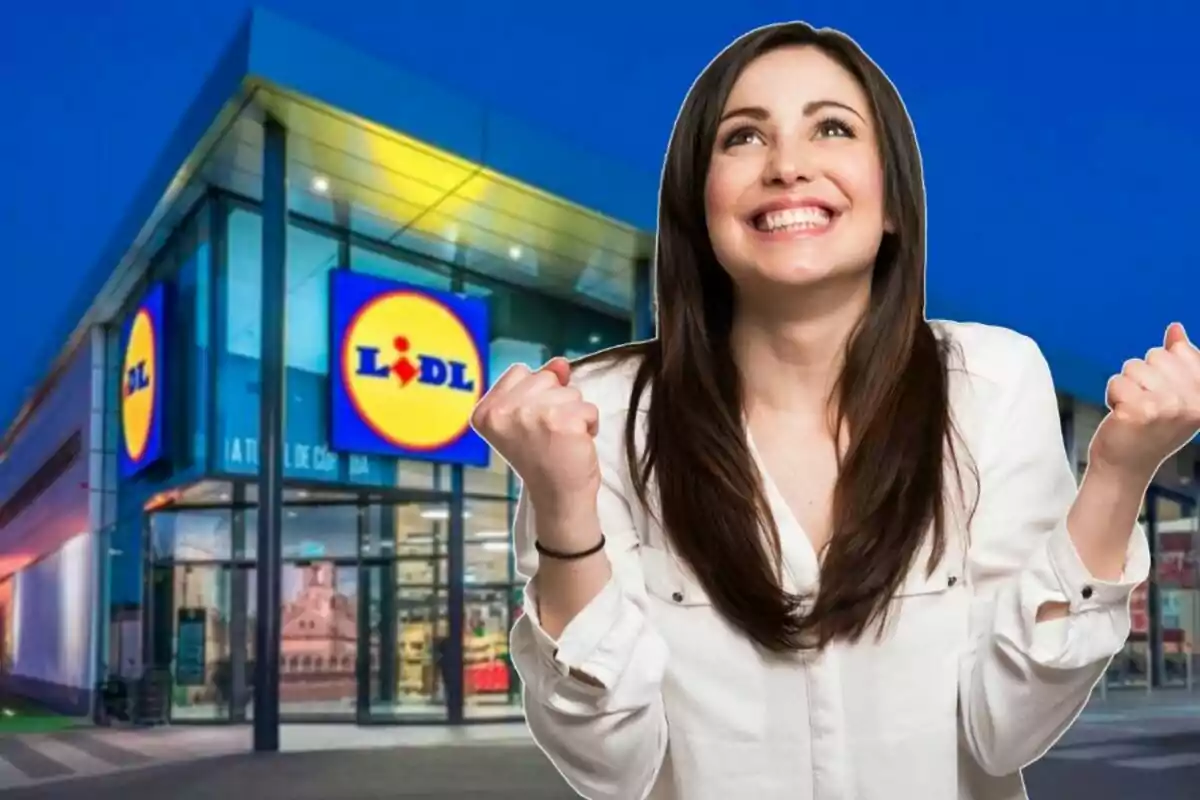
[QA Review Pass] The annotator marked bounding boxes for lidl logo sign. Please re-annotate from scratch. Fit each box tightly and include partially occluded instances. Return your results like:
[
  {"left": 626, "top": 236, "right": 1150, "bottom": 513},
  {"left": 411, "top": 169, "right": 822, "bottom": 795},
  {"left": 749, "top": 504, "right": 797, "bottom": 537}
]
[
  {"left": 119, "top": 283, "right": 167, "bottom": 478},
  {"left": 329, "top": 271, "right": 490, "bottom": 466}
]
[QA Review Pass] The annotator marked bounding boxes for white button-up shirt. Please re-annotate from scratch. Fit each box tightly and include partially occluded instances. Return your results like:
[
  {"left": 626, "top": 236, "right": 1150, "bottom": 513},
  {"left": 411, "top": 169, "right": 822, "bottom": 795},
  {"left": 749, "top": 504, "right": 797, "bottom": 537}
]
[{"left": 509, "top": 320, "right": 1150, "bottom": 800}]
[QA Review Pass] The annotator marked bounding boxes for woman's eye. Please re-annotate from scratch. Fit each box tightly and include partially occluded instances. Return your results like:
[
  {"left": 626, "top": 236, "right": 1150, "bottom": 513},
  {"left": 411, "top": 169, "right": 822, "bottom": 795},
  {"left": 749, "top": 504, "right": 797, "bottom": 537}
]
[
  {"left": 816, "top": 118, "right": 856, "bottom": 139},
  {"left": 723, "top": 128, "right": 764, "bottom": 148}
]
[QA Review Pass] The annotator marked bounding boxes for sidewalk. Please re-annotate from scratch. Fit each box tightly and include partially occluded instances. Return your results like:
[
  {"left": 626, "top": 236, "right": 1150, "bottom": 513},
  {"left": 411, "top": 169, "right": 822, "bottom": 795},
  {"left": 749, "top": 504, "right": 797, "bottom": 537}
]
[
  {"left": 0, "top": 722, "right": 534, "bottom": 792},
  {"left": 3, "top": 719, "right": 1198, "bottom": 800},
  {"left": 0, "top": 726, "right": 244, "bottom": 792},
  {"left": 1067, "top": 686, "right": 1200, "bottom": 742},
  {"left": 0, "top": 739, "right": 574, "bottom": 800},
  {"left": 0, "top": 689, "right": 1196, "bottom": 795}
]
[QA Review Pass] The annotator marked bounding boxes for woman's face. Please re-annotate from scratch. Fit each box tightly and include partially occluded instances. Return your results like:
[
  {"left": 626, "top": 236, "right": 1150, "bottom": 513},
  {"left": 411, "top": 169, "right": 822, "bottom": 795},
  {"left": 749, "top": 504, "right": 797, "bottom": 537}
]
[{"left": 704, "top": 45, "right": 888, "bottom": 296}]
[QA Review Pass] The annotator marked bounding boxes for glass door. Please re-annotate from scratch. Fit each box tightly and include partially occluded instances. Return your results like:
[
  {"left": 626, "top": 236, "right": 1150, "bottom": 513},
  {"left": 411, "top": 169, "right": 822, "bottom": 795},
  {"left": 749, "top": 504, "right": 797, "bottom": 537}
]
[
  {"left": 227, "top": 558, "right": 365, "bottom": 723},
  {"left": 1149, "top": 487, "right": 1199, "bottom": 689},
  {"left": 149, "top": 563, "right": 234, "bottom": 721},
  {"left": 359, "top": 497, "right": 451, "bottom": 722},
  {"left": 228, "top": 563, "right": 254, "bottom": 722},
  {"left": 209, "top": 492, "right": 459, "bottom": 722},
  {"left": 277, "top": 558, "right": 361, "bottom": 720},
  {"left": 360, "top": 564, "right": 449, "bottom": 721}
]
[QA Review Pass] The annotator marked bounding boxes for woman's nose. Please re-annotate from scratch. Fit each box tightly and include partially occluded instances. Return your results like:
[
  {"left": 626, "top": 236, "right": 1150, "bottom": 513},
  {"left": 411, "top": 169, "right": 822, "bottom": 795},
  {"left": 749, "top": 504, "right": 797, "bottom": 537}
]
[{"left": 764, "top": 144, "right": 816, "bottom": 186}]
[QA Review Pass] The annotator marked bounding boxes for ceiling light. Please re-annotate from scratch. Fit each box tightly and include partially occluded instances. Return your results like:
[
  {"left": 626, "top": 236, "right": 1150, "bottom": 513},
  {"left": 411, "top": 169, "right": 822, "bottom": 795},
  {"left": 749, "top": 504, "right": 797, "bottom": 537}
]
[
  {"left": 420, "top": 508, "right": 469, "bottom": 520},
  {"left": 472, "top": 530, "right": 509, "bottom": 540},
  {"left": 508, "top": 245, "right": 522, "bottom": 260},
  {"left": 311, "top": 175, "right": 331, "bottom": 194}
]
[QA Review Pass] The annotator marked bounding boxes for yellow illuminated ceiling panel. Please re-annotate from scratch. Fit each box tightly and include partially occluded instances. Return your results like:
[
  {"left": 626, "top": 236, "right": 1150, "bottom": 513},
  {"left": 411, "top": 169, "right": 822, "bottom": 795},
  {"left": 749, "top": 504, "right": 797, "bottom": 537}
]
[{"left": 206, "top": 84, "right": 652, "bottom": 315}]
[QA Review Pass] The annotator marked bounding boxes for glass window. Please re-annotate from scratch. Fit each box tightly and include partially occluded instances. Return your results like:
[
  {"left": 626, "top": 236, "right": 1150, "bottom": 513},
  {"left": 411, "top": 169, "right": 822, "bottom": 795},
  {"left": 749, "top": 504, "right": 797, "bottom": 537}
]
[
  {"left": 218, "top": 207, "right": 263, "bottom": 476},
  {"left": 394, "top": 460, "right": 441, "bottom": 492},
  {"left": 282, "top": 225, "right": 341, "bottom": 482},
  {"left": 360, "top": 501, "right": 442, "bottom": 559},
  {"left": 350, "top": 244, "right": 452, "bottom": 291},
  {"left": 150, "top": 508, "right": 234, "bottom": 561},
  {"left": 286, "top": 224, "right": 341, "bottom": 375},
  {"left": 243, "top": 504, "right": 360, "bottom": 560},
  {"left": 218, "top": 207, "right": 346, "bottom": 482},
  {"left": 463, "top": 584, "right": 517, "bottom": 718},
  {"left": 561, "top": 306, "right": 629, "bottom": 358},
  {"left": 464, "top": 498, "right": 513, "bottom": 585},
  {"left": 174, "top": 236, "right": 211, "bottom": 468},
  {"left": 394, "top": 558, "right": 449, "bottom": 585},
  {"left": 224, "top": 207, "right": 263, "bottom": 360}
]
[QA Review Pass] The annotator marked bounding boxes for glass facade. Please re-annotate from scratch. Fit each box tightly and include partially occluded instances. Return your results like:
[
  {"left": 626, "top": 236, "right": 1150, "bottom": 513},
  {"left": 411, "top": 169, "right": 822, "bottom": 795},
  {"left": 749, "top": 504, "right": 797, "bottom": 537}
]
[{"left": 102, "top": 185, "right": 633, "bottom": 724}]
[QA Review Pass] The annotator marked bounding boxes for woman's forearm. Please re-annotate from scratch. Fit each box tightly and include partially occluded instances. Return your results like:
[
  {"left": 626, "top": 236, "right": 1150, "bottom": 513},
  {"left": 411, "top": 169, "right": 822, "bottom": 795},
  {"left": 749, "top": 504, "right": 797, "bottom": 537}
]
[
  {"left": 530, "top": 499, "right": 615, "bottom": 640},
  {"left": 1034, "top": 462, "right": 1149, "bottom": 623},
  {"left": 1066, "top": 462, "right": 1150, "bottom": 581}
]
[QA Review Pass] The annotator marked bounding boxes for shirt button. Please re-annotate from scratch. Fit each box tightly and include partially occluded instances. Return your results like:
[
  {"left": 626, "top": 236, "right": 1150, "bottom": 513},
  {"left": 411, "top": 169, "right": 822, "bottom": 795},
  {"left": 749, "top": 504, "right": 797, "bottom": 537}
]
[
  {"left": 947, "top": 576, "right": 958, "bottom": 587},
  {"left": 1081, "top": 585, "right": 1094, "bottom": 600},
  {"left": 671, "top": 591, "right": 684, "bottom": 603}
]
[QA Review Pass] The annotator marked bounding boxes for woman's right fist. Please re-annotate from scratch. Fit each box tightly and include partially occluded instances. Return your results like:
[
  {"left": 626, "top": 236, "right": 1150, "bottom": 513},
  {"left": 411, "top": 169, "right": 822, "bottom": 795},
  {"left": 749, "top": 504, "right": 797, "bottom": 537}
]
[{"left": 470, "top": 358, "right": 602, "bottom": 516}]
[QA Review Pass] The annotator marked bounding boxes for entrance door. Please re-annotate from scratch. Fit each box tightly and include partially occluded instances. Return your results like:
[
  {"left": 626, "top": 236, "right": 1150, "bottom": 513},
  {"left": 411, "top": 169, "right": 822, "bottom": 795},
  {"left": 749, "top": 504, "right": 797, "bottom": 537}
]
[
  {"left": 275, "top": 558, "right": 361, "bottom": 720},
  {"left": 230, "top": 558, "right": 362, "bottom": 722},
  {"left": 358, "top": 497, "right": 452, "bottom": 721},
  {"left": 148, "top": 563, "right": 235, "bottom": 721},
  {"left": 1148, "top": 486, "right": 1199, "bottom": 689},
  {"left": 197, "top": 493, "right": 457, "bottom": 722},
  {"left": 359, "top": 565, "right": 448, "bottom": 721}
]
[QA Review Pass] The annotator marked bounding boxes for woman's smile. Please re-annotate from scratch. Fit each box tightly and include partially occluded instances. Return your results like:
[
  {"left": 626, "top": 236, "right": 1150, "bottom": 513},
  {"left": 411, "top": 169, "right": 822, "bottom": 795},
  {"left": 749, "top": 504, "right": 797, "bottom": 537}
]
[{"left": 749, "top": 200, "right": 841, "bottom": 241}]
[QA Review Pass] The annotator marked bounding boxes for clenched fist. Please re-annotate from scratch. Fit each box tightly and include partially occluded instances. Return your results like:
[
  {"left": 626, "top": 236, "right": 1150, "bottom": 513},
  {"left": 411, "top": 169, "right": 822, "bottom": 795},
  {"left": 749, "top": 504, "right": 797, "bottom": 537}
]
[
  {"left": 470, "top": 357, "right": 602, "bottom": 531},
  {"left": 1090, "top": 322, "right": 1200, "bottom": 480}
]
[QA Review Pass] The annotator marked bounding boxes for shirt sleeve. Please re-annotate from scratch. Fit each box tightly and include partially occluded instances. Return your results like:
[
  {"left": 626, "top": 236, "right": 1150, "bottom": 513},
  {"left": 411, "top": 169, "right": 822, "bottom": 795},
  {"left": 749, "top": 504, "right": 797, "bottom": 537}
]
[
  {"left": 957, "top": 334, "right": 1151, "bottom": 778},
  {"left": 508, "top": 409, "right": 670, "bottom": 800}
]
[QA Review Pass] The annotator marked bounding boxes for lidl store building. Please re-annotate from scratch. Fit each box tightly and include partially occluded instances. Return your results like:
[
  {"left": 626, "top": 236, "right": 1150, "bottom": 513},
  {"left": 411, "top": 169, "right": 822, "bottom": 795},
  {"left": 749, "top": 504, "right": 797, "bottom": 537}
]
[{"left": 0, "top": 10, "right": 1196, "bottom": 728}]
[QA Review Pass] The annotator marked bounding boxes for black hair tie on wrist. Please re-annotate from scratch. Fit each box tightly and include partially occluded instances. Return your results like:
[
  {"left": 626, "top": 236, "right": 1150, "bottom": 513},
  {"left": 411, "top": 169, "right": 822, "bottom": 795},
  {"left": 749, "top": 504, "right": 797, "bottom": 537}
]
[{"left": 535, "top": 535, "right": 606, "bottom": 561}]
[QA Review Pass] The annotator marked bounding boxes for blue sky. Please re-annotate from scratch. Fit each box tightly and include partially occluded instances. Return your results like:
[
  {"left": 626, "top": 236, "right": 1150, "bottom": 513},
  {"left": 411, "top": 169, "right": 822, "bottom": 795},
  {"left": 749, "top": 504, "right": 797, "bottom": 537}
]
[{"left": 1, "top": 0, "right": 1197, "bottom": 429}]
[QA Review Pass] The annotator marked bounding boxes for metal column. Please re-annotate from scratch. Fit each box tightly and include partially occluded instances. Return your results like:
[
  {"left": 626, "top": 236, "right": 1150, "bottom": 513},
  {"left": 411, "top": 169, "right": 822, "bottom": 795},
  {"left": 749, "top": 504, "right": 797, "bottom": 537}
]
[
  {"left": 252, "top": 115, "right": 288, "bottom": 752},
  {"left": 445, "top": 435, "right": 466, "bottom": 718}
]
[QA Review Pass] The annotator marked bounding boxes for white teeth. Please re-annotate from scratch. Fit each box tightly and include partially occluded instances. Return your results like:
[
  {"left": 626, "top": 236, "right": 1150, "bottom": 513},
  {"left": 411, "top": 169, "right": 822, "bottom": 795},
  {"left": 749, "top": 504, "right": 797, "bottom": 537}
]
[{"left": 757, "top": 207, "right": 832, "bottom": 232}]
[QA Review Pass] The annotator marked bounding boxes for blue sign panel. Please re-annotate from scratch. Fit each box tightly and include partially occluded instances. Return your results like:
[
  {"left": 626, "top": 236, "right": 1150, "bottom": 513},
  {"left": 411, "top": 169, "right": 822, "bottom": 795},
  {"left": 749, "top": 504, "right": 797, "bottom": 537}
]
[
  {"left": 328, "top": 271, "right": 490, "bottom": 466},
  {"left": 119, "top": 282, "right": 167, "bottom": 478}
]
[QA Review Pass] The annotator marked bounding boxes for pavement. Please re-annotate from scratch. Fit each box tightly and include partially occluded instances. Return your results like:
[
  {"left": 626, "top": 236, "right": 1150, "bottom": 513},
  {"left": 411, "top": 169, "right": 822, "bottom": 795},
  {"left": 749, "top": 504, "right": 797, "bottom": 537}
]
[
  {"left": 1026, "top": 706, "right": 1200, "bottom": 798},
  {"left": 0, "top": 726, "right": 247, "bottom": 791},
  {"left": 0, "top": 692, "right": 1196, "bottom": 798}
]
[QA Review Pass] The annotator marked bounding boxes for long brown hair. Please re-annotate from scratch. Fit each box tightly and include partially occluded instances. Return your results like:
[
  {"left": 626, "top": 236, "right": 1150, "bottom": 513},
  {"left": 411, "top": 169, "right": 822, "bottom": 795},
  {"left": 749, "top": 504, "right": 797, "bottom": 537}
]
[{"left": 577, "top": 21, "right": 970, "bottom": 653}]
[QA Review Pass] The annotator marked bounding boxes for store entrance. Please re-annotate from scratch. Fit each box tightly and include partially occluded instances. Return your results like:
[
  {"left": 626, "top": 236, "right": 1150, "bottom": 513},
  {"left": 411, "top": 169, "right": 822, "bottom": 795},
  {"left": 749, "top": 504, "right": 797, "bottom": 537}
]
[
  {"left": 1105, "top": 483, "right": 1199, "bottom": 693},
  {"left": 146, "top": 488, "right": 454, "bottom": 723}
]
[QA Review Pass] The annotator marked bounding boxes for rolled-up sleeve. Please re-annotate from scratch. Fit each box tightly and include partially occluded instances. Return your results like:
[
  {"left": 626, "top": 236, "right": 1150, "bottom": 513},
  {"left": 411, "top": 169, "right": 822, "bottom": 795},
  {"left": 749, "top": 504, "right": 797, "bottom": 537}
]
[
  {"left": 958, "top": 334, "right": 1151, "bottom": 778},
  {"left": 509, "top": 410, "right": 670, "bottom": 800}
]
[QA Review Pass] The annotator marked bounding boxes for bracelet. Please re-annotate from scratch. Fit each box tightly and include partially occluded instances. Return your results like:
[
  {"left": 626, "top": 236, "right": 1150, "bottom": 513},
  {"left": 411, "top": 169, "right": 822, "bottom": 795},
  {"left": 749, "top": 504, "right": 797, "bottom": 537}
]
[{"left": 535, "top": 535, "right": 607, "bottom": 561}]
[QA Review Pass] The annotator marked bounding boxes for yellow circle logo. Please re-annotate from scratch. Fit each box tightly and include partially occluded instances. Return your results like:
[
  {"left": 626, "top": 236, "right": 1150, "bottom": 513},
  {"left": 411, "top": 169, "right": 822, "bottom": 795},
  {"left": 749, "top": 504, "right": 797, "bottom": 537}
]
[
  {"left": 341, "top": 291, "right": 484, "bottom": 451},
  {"left": 121, "top": 308, "right": 157, "bottom": 462}
]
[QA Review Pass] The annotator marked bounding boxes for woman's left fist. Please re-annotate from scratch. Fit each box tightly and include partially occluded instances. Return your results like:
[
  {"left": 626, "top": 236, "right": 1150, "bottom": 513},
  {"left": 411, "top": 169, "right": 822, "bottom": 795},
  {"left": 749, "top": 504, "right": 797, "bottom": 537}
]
[{"left": 1089, "top": 322, "right": 1200, "bottom": 480}]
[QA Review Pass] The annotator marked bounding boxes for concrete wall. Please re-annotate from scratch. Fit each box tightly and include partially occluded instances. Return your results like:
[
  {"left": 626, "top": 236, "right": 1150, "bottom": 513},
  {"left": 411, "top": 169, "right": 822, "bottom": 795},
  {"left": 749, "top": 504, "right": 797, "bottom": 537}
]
[{"left": 0, "top": 334, "right": 103, "bottom": 715}]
